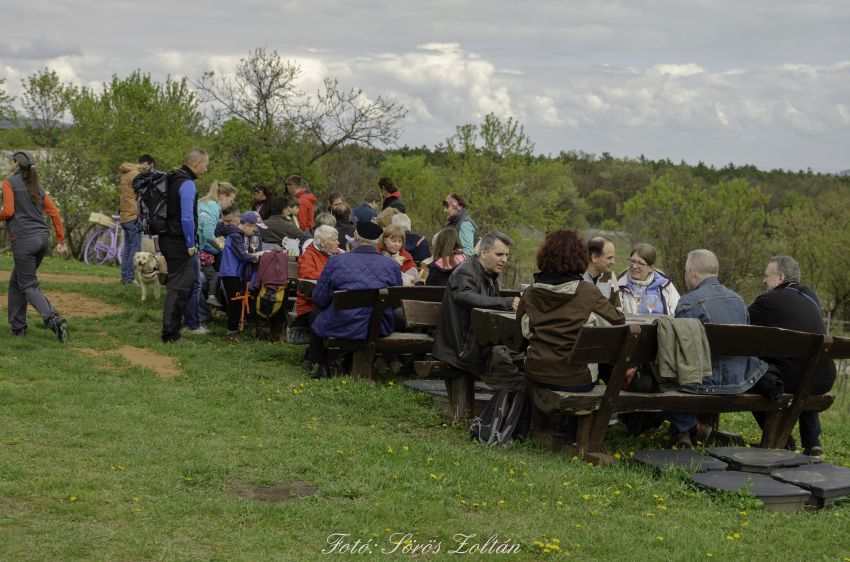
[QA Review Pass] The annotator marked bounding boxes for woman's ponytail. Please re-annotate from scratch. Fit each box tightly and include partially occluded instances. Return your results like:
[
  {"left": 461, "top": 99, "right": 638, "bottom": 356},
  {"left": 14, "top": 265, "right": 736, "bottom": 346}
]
[{"left": 21, "top": 166, "right": 41, "bottom": 205}]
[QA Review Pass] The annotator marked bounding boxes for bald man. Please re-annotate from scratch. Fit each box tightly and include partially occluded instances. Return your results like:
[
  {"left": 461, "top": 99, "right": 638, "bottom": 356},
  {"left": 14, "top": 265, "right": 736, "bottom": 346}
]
[{"left": 664, "top": 249, "right": 767, "bottom": 449}]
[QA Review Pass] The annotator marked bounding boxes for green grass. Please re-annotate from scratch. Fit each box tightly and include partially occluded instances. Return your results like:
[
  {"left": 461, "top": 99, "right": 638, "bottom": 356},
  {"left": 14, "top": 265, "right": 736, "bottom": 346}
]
[
  {"left": 1, "top": 264, "right": 849, "bottom": 561},
  {"left": 0, "top": 253, "right": 122, "bottom": 278}
]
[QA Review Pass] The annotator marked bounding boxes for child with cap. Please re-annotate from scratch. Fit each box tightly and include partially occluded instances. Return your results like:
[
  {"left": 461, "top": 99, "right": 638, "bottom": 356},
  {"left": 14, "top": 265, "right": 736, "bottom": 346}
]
[{"left": 216, "top": 211, "right": 266, "bottom": 342}]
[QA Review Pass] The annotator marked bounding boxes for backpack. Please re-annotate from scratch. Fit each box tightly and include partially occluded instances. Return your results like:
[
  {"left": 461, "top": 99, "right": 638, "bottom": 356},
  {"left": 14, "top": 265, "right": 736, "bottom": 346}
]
[
  {"left": 256, "top": 285, "right": 286, "bottom": 319},
  {"left": 132, "top": 169, "right": 187, "bottom": 236},
  {"left": 469, "top": 387, "right": 530, "bottom": 448}
]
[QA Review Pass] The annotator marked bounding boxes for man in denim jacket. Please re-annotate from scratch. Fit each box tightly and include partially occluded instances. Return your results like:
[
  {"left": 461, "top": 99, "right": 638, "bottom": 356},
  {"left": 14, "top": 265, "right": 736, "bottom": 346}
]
[{"left": 665, "top": 249, "right": 767, "bottom": 448}]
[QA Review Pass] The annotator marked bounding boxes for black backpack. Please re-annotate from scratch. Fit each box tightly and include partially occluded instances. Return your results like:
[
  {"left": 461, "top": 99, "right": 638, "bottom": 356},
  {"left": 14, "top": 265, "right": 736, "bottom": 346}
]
[
  {"left": 469, "top": 387, "right": 530, "bottom": 448},
  {"left": 132, "top": 169, "right": 185, "bottom": 236}
]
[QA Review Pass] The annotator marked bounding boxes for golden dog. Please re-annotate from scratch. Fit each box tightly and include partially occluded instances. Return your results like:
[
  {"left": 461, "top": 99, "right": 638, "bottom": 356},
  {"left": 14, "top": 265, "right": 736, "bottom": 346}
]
[{"left": 133, "top": 251, "right": 168, "bottom": 301}]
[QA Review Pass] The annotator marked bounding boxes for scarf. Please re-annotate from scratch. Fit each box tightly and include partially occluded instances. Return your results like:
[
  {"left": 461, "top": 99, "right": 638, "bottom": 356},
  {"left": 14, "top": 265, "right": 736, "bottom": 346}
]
[
  {"left": 315, "top": 242, "right": 336, "bottom": 259},
  {"left": 384, "top": 190, "right": 401, "bottom": 201},
  {"left": 626, "top": 271, "right": 665, "bottom": 314}
]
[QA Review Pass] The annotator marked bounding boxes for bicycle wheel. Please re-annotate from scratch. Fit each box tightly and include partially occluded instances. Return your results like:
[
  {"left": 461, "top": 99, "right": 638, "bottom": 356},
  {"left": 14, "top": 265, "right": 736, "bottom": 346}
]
[{"left": 84, "top": 229, "right": 116, "bottom": 265}]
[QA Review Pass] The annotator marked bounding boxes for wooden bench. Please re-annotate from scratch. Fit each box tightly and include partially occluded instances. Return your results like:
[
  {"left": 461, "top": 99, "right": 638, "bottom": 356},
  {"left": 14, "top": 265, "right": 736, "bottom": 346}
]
[
  {"left": 407, "top": 296, "right": 520, "bottom": 427},
  {"left": 295, "top": 279, "right": 444, "bottom": 378},
  {"left": 471, "top": 309, "right": 850, "bottom": 466}
]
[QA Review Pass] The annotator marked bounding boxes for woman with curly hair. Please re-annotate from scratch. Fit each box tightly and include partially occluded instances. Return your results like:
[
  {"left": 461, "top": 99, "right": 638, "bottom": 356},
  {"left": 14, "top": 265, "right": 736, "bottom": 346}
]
[{"left": 517, "top": 229, "right": 625, "bottom": 442}]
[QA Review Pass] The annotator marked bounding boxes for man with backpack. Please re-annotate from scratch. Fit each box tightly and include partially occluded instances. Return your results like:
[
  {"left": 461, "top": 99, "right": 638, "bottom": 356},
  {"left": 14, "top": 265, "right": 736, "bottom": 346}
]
[{"left": 160, "top": 148, "right": 209, "bottom": 344}]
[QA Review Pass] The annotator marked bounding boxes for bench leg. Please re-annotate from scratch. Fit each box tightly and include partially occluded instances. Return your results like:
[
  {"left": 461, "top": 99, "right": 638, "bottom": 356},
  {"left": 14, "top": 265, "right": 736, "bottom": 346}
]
[
  {"left": 350, "top": 347, "right": 377, "bottom": 380},
  {"left": 760, "top": 411, "right": 784, "bottom": 449},
  {"left": 450, "top": 374, "right": 475, "bottom": 427},
  {"left": 562, "top": 415, "right": 617, "bottom": 467}
]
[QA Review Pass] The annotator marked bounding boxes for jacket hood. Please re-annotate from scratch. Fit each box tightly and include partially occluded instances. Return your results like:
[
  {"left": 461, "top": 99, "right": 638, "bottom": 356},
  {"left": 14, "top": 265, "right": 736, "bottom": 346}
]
[
  {"left": 296, "top": 189, "right": 316, "bottom": 204},
  {"left": 527, "top": 278, "right": 582, "bottom": 313},
  {"left": 215, "top": 223, "right": 241, "bottom": 237},
  {"left": 433, "top": 253, "right": 469, "bottom": 271},
  {"left": 119, "top": 163, "right": 138, "bottom": 174}
]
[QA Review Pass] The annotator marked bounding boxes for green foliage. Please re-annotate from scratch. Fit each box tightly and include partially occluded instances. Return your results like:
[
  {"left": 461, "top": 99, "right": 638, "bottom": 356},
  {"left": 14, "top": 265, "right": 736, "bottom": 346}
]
[
  {"left": 621, "top": 175, "right": 769, "bottom": 294},
  {"left": 210, "top": 118, "right": 320, "bottom": 209},
  {"left": 0, "top": 77, "right": 14, "bottom": 123},
  {"left": 769, "top": 191, "right": 850, "bottom": 316},
  {"left": 382, "top": 114, "right": 585, "bottom": 287},
  {"left": 66, "top": 70, "right": 204, "bottom": 182},
  {"left": 18, "top": 68, "right": 68, "bottom": 149}
]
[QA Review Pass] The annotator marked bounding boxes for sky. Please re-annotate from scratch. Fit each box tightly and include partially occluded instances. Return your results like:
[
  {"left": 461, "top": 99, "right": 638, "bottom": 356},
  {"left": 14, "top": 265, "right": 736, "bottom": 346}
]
[{"left": 1, "top": 0, "right": 848, "bottom": 171}]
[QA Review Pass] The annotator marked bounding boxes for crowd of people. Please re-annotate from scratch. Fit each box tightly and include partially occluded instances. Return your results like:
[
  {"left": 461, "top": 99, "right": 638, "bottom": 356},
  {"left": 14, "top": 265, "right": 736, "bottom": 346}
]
[{"left": 1, "top": 146, "right": 837, "bottom": 456}]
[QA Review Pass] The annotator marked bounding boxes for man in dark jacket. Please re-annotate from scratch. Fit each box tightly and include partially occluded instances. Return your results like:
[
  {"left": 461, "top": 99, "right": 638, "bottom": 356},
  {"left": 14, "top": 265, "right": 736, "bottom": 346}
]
[
  {"left": 432, "top": 231, "right": 524, "bottom": 390},
  {"left": 379, "top": 177, "right": 405, "bottom": 213},
  {"left": 310, "top": 221, "right": 402, "bottom": 378},
  {"left": 748, "top": 255, "right": 835, "bottom": 456},
  {"left": 161, "top": 148, "right": 208, "bottom": 344},
  {"left": 262, "top": 197, "right": 304, "bottom": 248}
]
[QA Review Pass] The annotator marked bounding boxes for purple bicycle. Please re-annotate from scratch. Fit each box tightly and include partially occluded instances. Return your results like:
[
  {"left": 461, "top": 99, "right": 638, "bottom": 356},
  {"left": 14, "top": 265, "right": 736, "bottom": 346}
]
[{"left": 83, "top": 214, "right": 124, "bottom": 265}]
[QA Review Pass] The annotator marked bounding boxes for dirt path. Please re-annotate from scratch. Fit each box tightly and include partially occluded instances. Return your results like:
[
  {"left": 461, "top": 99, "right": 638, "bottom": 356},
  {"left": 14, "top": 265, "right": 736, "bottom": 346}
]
[
  {"left": 0, "top": 291, "right": 124, "bottom": 318},
  {"left": 74, "top": 346, "right": 182, "bottom": 379},
  {"left": 0, "top": 270, "right": 121, "bottom": 284}
]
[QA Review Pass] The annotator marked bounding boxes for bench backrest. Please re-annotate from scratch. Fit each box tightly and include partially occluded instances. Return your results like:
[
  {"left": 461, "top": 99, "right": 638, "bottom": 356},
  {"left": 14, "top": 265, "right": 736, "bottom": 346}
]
[
  {"left": 298, "top": 278, "right": 520, "bottom": 307},
  {"left": 401, "top": 300, "right": 441, "bottom": 328},
  {"left": 568, "top": 323, "right": 849, "bottom": 365}
]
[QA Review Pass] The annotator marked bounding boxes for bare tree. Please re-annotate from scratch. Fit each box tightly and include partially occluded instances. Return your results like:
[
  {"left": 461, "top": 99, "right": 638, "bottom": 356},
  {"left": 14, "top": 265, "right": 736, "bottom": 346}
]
[
  {"left": 194, "top": 48, "right": 406, "bottom": 166},
  {"left": 296, "top": 78, "right": 407, "bottom": 165},
  {"left": 193, "top": 48, "right": 303, "bottom": 130}
]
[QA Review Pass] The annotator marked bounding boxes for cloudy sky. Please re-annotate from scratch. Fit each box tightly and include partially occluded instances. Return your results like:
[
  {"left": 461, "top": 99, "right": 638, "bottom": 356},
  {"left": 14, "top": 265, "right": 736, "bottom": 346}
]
[{"left": 1, "top": 0, "right": 848, "bottom": 171}]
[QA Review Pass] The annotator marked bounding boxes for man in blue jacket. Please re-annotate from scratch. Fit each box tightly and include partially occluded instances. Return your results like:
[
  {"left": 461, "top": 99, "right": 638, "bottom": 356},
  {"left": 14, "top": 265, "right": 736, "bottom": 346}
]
[
  {"left": 161, "top": 148, "right": 208, "bottom": 344},
  {"left": 665, "top": 249, "right": 767, "bottom": 448},
  {"left": 309, "top": 221, "right": 402, "bottom": 378}
]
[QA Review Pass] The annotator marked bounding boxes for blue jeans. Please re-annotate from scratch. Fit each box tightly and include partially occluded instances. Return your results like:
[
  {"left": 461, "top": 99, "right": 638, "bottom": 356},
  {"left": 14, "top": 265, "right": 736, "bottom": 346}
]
[
  {"left": 120, "top": 220, "right": 142, "bottom": 282},
  {"left": 664, "top": 412, "right": 698, "bottom": 434},
  {"left": 183, "top": 252, "right": 211, "bottom": 329}
]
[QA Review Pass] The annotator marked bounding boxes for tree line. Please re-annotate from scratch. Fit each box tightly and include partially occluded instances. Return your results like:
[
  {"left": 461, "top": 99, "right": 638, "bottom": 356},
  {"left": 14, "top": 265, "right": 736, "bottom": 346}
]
[{"left": 1, "top": 50, "right": 848, "bottom": 320}]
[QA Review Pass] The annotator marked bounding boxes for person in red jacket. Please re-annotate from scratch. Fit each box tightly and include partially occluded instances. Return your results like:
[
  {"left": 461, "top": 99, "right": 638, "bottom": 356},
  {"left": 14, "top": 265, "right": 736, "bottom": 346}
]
[
  {"left": 285, "top": 174, "right": 316, "bottom": 232},
  {"left": 1, "top": 151, "right": 69, "bottom": 341},
  {"left": 296, "top": 225, "right": 341, "bottom": 372}
]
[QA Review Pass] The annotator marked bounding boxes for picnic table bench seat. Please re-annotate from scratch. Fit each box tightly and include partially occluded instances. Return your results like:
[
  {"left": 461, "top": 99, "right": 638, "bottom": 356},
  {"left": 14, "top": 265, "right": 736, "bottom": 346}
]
[{"left": 469, "top": 309, "right": 850, "bottom": 466}]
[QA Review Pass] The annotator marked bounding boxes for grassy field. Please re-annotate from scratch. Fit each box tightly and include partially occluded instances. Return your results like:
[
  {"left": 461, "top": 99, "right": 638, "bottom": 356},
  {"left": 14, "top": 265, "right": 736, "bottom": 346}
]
[{"left": 0, "top": 257, "right": 849, "bottom": 561}]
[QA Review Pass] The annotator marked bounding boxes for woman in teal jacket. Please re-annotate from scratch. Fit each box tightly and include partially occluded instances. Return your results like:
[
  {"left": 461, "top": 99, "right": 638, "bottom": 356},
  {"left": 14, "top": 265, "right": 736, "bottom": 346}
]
[
  {"left": 443, "top": 193, "right": 478, "bottom": 256},
  {"left": 197, "top": 181, "right": 237, "bottom": 308}
]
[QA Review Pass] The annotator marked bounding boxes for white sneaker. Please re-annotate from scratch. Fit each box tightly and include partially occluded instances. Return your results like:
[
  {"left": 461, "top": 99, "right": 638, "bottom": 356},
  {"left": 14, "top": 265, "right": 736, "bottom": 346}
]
[{"left": 184, "top": 325, "right": 209, "bottom": 335}]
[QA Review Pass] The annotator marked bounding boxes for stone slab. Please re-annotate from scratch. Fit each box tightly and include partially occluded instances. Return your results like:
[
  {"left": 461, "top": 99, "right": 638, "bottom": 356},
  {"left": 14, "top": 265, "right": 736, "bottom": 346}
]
[
  {"left": 771, "top": 463, "right": 850, "bottom": 506},
  {"left": 634, "top": 449, "right": 728, "bottom": 473},
  {"left": 690, "top": 471, "right": 811, "bottom": 513},
  {"left": 705, "top": 447, "right": 823, "bottom": 474}
]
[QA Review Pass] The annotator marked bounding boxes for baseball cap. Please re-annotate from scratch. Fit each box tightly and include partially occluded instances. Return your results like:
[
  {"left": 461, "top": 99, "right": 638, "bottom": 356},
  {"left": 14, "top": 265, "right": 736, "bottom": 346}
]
[
  {"left": 240, "top": 211, "right": 268, "bottom": 229},
  {"left": 7, "top": 150, "right": 36, "bottom": 168}
]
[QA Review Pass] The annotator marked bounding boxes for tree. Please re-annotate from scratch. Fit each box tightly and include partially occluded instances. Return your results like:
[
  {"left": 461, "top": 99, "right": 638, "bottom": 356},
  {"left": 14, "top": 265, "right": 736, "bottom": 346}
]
[
  {"left": 0, "top": 77, "right": 14, "bottom": 123},
  {"left": 195, "top": 48, "right": 406, "bottom": 195},
  {"left": 19, "top": 69, "right": 68, "bottom": 149},
  {"left": 769, "top": 192, "right": 850, "bottom": 319},
  {"left": 67, "top": 71, "right": 204, "bottom": 182},
  {"left": 383, "top": 113, "right": 585, "bottom": 287},
  {"left": 621, "top": 175, "right": 770, "bottom": 295}
]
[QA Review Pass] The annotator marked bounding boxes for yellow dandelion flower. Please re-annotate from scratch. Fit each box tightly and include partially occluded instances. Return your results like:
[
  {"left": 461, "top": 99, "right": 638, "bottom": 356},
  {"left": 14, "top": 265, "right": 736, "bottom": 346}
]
[
  {"left": 657, "top": 537, "right": 663, "bottom": 541},
  {"left": 70, "top": 497, "right": 77, "bottom": 501},
  {"left": 499, "top": 500, "right": 505, "bottom": 504},
  {"left": 388, "top": 447, "right": 393, "bottom": 453},
  {"left": 733, "top": 534, "right": 740, "bottom": 538},
  {"left": 403, "top": 446, "right": 408, "bottom": 451},
  {"left": 430, "top": 474, "right": 436, "bottom": 479},
  {"left": 552, "top": 539, "right": 560, "bottom": 544}
]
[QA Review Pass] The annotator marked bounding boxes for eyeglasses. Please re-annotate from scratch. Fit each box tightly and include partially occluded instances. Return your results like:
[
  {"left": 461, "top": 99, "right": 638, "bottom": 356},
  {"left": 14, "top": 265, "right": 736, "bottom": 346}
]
[{"left": 628, "top": 259, "right": 649, "bottom": 268}]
